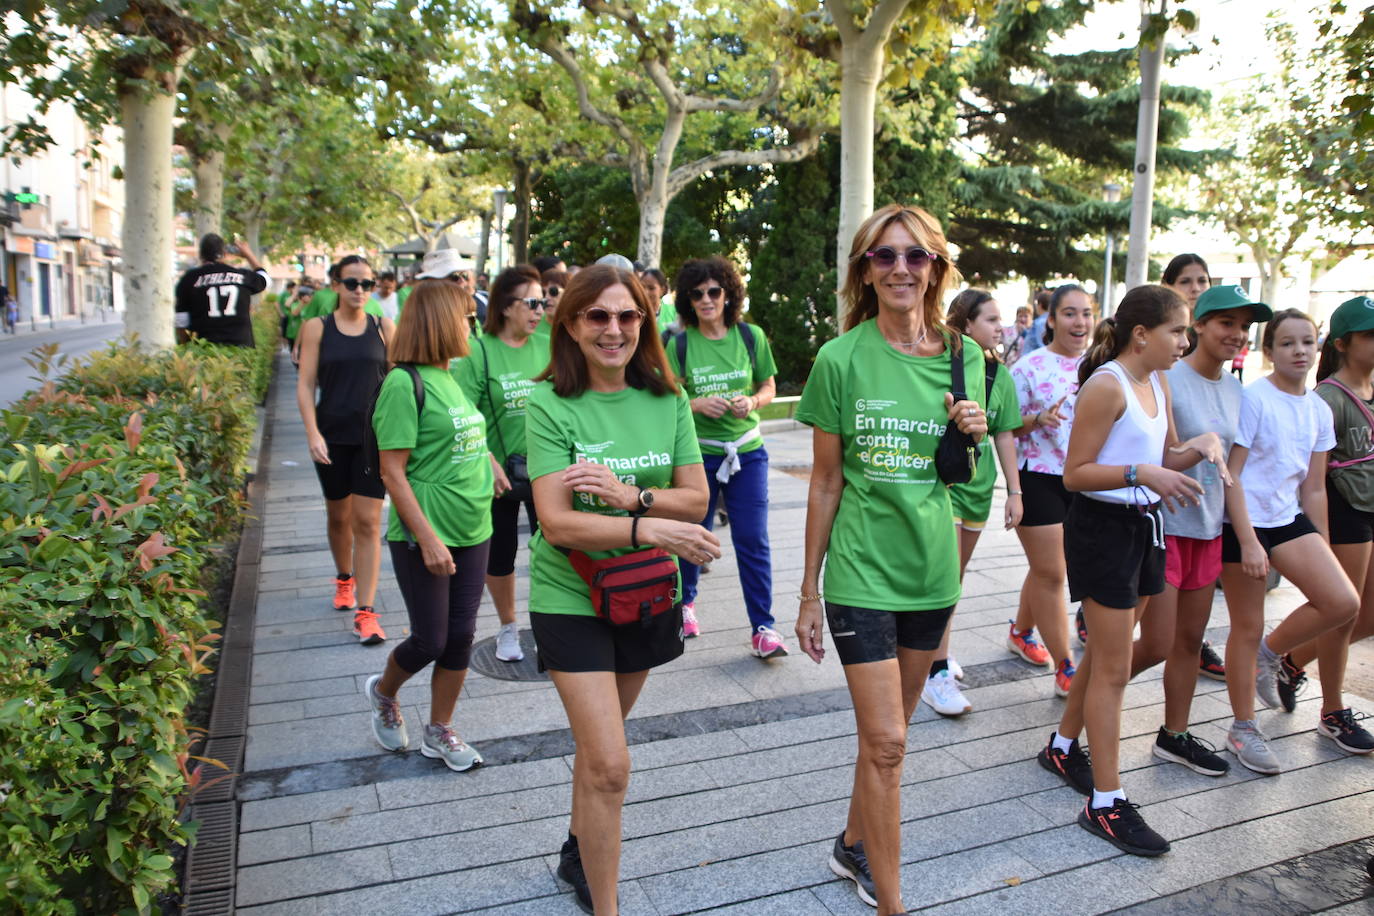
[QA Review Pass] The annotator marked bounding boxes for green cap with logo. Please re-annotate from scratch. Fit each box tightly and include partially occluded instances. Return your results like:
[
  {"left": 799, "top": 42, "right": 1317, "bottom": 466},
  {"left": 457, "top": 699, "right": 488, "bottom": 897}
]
[
  {"left": 1193, "top": 284, "right": 1274, "bottom": 323},
  {"left": 1327, "top": 295, "right": 1374, "bottom": 340}
]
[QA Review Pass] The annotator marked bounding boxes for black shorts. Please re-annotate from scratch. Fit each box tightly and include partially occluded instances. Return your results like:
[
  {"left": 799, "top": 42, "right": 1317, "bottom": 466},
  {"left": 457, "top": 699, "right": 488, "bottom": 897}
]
[
  {"left": 531, "top": 606, "right": 684, "bottom": 674},
  {"left": 313, "top": 442, "right": 387, "bottom": 501},
  {"left": 824, "top": 603, "right": 955, "bottom": 665},
  {"left": 1221, "top": 514, "right": 1318, "bottom": 561},
  {"left": 1327, "top": 481, "right": 1374, "bottom": 545},
  {"left": 1020, "top": 470, "right": 1073, "bottom": 527},
  {"left": 1065, "top": 495, "right": 1166, "bottom": 609}
]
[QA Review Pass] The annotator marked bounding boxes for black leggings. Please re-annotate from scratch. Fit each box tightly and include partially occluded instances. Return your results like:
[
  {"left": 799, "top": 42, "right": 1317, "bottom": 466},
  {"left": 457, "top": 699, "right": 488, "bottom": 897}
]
[
  {"left": 389, "top": 539, "right": 490, "bottom": 674},
  {"left": 488, "top": 494, "right": 538, "bottom": 576}
]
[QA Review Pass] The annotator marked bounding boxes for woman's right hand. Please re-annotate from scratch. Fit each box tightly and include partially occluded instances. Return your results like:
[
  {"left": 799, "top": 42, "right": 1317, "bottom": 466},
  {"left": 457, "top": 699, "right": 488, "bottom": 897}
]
[
  {"left": 491, "top": 455, "right": 511, "bottom": 498},
  {"left": 420, "top": 535, "right": 457, "bottom": 576},
  {"left": 1240, "top": 540, "right": 1269, "bottom": 580},
  {"left": 307, "top": 432, "right": 330, "bottom": 465},
  {"left": 692, "top": 396, "right": 731, "bottom": 419},
  {"left": 1137, "top": 464, "right": 1204, "bottom": 513},
  {"left": 639, "top": 517, "right": 721, "bottom": 566}
]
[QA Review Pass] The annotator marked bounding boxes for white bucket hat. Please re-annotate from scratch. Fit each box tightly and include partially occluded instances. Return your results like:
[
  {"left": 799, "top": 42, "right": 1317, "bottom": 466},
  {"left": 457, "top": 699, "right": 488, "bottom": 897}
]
[{"left": 416, "top": 249, "right": 472, "bottom": 279}]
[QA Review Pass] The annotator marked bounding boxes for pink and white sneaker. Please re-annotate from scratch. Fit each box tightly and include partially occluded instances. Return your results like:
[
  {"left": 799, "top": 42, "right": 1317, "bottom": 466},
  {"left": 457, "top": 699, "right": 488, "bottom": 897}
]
[
  {"left": 681, "top": 603, "right": 700, "bottom": 638},
  {"left": 751, "top": 626, "right": 789, "bottom": 659}
]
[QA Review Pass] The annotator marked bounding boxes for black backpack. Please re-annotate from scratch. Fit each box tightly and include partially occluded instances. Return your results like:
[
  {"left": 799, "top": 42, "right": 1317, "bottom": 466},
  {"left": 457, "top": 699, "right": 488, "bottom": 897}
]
[
  {"left": 673, "top": 323, "right": 756, "bottom": 379},
  {"left": 361, "top": 364, "right": 425, "bottom": 484}
]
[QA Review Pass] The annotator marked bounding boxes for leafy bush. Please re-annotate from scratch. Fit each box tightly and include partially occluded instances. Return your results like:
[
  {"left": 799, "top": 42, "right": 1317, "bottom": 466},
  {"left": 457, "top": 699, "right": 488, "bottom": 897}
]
[{"left": 0, "top": 339, "right": 266, "bottom": 913}]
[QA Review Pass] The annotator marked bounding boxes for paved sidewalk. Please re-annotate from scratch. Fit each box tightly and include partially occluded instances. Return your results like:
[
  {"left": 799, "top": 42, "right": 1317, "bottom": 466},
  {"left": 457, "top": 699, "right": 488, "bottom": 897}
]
[{"left": 234, "top": 363, "right": 1374, "bottom": 914}]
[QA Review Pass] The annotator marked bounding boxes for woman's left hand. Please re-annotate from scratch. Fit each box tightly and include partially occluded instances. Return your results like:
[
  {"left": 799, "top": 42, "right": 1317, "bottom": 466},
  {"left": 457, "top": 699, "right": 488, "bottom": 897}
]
[
  {"left": 945, "top": 393, "right": 988, "bottom": 438},
  {"left": 490, "top": 455, "right": 511, "bottom": 498},
  {"left": 561, "top": 458, "right": 636, "bottom": 511},
  {"left": 728, "top": 395, "right": 755, "bottom": 419},
  {"left": 1171, "top": 433, "right": 1234, "bottom": 487}
]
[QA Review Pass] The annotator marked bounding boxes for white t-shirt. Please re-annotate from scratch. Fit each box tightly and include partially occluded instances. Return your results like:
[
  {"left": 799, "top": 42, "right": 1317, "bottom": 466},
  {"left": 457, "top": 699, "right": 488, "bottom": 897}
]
[
  {"left": 1231, "top": 377, "right": 1336, "bottom": 529},
  {"left": 372, "top": 292, "right": 399, "bottom": 322}
]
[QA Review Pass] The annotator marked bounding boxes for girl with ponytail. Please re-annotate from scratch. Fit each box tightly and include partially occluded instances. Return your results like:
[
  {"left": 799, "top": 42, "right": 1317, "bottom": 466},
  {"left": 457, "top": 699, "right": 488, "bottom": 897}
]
[{"left": 1038, "top": 284, "right": 1230, "bottom": 857}]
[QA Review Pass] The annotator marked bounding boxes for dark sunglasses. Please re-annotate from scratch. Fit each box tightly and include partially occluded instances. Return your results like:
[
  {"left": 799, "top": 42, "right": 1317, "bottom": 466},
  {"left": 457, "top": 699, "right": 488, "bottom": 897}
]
[
  {"left": 581, "top": 308, "right": 643, "bottom": 329},
  {"left": 689, "top": 286, "right": 724, "bottom": 302},
  {"left": 446, "top": 273, "right": 471, "bottom": 284},
  {"left": 340, "top": 278, "right": 377, "bottom": 291},
  {"left": 518, "top": 297, "right": 547, "bottom": 310},
  {"left": 864, "top": 246, "right": 939, "bottom": 269}
]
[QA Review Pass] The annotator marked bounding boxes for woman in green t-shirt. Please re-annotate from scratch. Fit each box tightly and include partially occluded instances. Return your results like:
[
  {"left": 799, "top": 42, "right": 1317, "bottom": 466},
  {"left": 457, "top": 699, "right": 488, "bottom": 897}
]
[
  {"left": 455, "top": 264, "right": 549, "bottom": 665},
  {"left": 363, "top": 280, "right": 493, "bottom": 775},
  {"left": 794, "top": 204, "right": 988, "bottom": 916},
  {"left": 667, "top": 255, "right": 784, "bottom": 657},
  {"left": 526, "top": 264, "right": 721, "bottom": 914}
]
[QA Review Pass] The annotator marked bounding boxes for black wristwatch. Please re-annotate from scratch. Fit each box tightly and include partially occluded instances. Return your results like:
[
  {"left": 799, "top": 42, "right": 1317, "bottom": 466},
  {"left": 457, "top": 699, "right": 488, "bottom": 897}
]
[{"left": 631, "top": 486, "right": 654, "bottom": 516}]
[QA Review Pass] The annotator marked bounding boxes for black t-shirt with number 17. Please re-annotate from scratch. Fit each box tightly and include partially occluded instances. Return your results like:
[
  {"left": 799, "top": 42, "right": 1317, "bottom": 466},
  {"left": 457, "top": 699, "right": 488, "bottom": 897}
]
[{"left": 174, "top": 261, "right": 269, "bottom": 346}]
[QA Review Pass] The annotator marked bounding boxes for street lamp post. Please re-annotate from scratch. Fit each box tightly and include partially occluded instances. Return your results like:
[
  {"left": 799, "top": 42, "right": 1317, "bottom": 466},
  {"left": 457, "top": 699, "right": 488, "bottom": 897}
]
[
  {"left": 492, "top": 188, "right": 509, "bottom": 273},
  {"left": 1103, "top": 182, "right": 1122, "bottom": 315}
]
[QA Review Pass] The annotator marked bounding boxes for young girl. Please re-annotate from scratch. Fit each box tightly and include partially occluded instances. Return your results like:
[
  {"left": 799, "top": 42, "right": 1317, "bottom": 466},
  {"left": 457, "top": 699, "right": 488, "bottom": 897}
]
[
  {"left": 1009, "top": 285, "right": 1095, "bottom": 696},
  {"left": 922, "top": 289, "right": 1024, "bottom": 717},
  {"left": 1148, "top": 286, "right": 1270, "bottom": 779},
  {"left": 1271, "top": 296, "right": 1374, "bottom": 754},
  {"left": 1041, "top": 284, "right": 1228, "bottom": 857},
  {"left": 1220, "top": 308, "right": 1361, "bottom": 773}
]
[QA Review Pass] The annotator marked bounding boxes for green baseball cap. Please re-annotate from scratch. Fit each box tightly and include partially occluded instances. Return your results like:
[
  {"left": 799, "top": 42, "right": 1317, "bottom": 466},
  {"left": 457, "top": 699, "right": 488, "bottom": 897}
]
[
  {"left": 1328, "top": 295, "right": 1374, "bottom": 339},
  {"left": 1193, "top": 284, "right": 1273, "bottom": 322}
]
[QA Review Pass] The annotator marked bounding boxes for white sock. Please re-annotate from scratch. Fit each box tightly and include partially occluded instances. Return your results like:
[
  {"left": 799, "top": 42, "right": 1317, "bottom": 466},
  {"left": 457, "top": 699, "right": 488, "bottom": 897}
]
[
  {"left": 1052, "top": 731, "right": 1075, "bottom": 754},
  {"left": 1091, "top": 788, "right": 1126, "bottom": 809},
  {"left": 1258, "top": 635, "right": 1278, "bottom": 661}
]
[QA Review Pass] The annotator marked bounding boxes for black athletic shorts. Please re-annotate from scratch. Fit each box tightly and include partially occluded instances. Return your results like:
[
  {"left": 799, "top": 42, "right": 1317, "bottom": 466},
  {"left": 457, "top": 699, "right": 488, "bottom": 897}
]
[
  {"left": 1020, "top": 470, "right": 1073, "bottom": 527},
  {"left": 313, "top": 442, "right": 387, "bottom": 501},
  {"left": 531, "top": 606, "right": 684, "bottom": 674},
  {"left": 824, "top": 602, "right": 955, "bottom": 665},
  {"left": 1064, "top": 495, "right": 1166, "bottom": 610},
  {"left": 1221, "top": 514, "right": 1318, "bottom": 561},
  {"left": 1327, "top": 481, "right": 1374, "bottom": 546}
]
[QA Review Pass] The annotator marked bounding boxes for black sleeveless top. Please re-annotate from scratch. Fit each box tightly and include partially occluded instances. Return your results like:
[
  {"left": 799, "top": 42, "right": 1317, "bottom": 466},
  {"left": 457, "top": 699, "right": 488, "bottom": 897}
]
[{"left": 315, "top": 313, "right": 387, "bottom": 445}]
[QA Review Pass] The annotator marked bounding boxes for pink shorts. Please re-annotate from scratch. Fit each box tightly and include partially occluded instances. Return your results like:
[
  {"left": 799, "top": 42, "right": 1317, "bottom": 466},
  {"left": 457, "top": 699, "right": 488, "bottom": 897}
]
[{"left": 1165, "top": 534, "right": 1222, "bottom": 591}]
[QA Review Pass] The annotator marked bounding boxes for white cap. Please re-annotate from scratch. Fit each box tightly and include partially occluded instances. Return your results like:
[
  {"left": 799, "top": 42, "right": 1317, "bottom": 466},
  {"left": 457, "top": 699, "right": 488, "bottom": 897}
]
[
  {"left": 416, "top": 249, "right": 472, "bottom": 279},
  {"left": 595, "top": 253, "right": 634, "bottom": 271}
]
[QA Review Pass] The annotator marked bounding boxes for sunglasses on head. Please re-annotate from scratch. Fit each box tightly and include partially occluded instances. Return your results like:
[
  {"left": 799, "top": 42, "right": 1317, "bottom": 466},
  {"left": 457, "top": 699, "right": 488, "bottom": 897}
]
[
  {"left": 689, "top": 286, "right": 724, "bottom": 302},
  {"left": 340, "top": 278, "right": 377, "bottom": 292},
  {"left": 864, "top": 246, "right": 939, "bottom": 269},
  {"left": 580, "top": 308, "right": 643, "bottom": 329},
  {"left": 518, "top": 297, "right": 547, "bottom": 310}
]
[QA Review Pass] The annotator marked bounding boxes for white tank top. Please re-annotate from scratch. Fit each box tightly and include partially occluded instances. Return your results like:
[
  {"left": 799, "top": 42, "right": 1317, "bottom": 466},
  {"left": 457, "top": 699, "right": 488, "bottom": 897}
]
[{"left": 1088, "top": 361, "right": 1168, "bottom": 505}]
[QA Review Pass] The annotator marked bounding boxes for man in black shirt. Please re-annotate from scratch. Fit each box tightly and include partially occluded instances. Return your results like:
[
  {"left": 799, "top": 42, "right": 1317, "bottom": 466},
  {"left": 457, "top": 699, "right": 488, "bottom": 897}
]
[{"left": 174, "top": 234, "right": 269, "bottom": 346}]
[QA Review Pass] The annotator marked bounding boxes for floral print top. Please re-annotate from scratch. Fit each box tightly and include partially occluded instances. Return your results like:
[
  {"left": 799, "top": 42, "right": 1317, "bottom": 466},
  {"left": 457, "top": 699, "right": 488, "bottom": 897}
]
[{"left": 1011, "top": 348, "right": 1083, "bottom": 475}]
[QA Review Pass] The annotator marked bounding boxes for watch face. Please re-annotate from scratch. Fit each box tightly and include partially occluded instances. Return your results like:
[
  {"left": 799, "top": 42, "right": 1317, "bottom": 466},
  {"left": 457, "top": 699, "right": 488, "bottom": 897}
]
[{"left": 640, "top": 488, "right": 655, "bottom": 508}]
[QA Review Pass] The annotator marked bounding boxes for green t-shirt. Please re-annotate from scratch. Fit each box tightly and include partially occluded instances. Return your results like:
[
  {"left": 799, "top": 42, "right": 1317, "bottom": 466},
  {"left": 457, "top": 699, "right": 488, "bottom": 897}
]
[
  {"left": 525, "top": 381, "right": 702, "bottom": 616},
  {"left": 949, "top": 361, "right": 1021, "bottom": 523},
  {"left": 657, "top": 298, "right": 679, "bottom": 331},
  {"left": 452, "top": 335, "right": 548, "bottom": 465},
  {"left": 795, "top": 321, "right": 986, "bottom": 611},
  {"left": 666, "top": 324, "right": 778, "bottom": 455},
  {"left": 372, "top": 364, "right": 493, "bottom": 547},
  {"left": 1317, "top": 381, "right": 1374, "bottom": 513}
]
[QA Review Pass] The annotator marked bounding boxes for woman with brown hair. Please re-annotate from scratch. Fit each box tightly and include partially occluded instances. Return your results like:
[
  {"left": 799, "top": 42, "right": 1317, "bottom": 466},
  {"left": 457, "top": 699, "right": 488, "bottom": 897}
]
[
  {"left": 362, "top": 279, "right": 492, "bottom": 773},
  {"left": 795, "top": 204, "right": 987, "bottom": 915},
  {"left": 524, "top": 265, "right": 721, "bottom": 914}
]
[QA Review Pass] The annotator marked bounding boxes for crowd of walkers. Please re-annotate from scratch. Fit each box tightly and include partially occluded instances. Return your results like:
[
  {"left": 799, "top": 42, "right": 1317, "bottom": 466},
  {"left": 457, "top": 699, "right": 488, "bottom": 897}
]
[{"left": 253, "top": 203, "right": 1374, "bottom": 915}]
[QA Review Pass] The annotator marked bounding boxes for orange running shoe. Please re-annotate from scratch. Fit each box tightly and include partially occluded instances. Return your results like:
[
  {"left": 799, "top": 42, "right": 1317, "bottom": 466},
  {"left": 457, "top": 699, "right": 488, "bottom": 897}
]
[
  {"left": 333, "top": 574, "right": 357, "bottom": 611},
  {"left": 353, "top": 607, "right": 386, "bottom": 645}
]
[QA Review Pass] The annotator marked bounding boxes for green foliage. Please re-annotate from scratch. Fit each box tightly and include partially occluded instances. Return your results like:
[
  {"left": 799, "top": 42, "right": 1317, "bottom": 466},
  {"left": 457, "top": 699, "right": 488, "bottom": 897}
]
[{"left": 0, "top": 342, "right": 263, "bottom": 913}]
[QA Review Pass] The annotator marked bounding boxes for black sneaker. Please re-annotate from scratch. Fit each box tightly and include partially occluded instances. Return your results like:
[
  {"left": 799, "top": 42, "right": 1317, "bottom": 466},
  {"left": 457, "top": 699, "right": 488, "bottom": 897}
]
[
  {"left": 828, "top": 831, "right": 876, "bottom": 907},
  {"left": 1151, "top": 727, "right": 1230, "bottom": 776},
  {"left": 1276, "top": 654, "right": 1308, "bottom": 713},
  {"left": 1198, "top": 640, "right": 1226, "bottom": 681},
  {"left": 557, "top": 834, "right": 593, "bottom": 914},
  {"left": 1077, "top": 798, "right": 1170, "bottom": 857},
  {"left": 1075, "top": 605, "right": 1088, "bottom": 646},
  {"left": 1037, "top": 732, "right": 1094, "bottom": 796},
  {"left": 1318, "top": 708, "right": 1374, "bottom": 754}
]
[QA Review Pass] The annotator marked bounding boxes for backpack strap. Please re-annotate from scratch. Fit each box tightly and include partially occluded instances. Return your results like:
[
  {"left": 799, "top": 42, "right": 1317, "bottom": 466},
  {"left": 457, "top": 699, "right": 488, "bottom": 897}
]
[
  {"left": 1318, "top": 377, "right": 1374, "bottom": 468},
  {"left": 399, "top": 363, "right": 424, "bottom": 421},
  {"left": 984, "top": 355, "right": 999, "bottom": 402},
  {"left": 738, "top": 322, "right": 757, "bottom": 372},
  {"left": 674, "top": 330, "right": 689, "bottom": 379}
]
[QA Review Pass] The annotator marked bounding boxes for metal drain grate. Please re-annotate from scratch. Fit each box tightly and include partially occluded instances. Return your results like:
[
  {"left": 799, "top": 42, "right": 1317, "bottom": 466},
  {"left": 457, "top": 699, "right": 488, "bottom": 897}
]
[
  {"left": 192, "top": 735, "right": 244, "bottom": 803},
  {"left": 468, "top": 628, "right": 548, "bottom": 682},
  {"left": 181, "top": 886, "right": 233, "bottom": 916},
  {"left": 183, "top": 801, "right": 236, "bottom": 905}
]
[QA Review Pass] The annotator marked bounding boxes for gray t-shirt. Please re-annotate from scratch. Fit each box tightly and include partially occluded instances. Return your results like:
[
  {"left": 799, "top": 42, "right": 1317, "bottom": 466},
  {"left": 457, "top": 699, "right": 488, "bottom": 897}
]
[{"left": 1164, "top": 360, "right": 1242, "bottom": 539}]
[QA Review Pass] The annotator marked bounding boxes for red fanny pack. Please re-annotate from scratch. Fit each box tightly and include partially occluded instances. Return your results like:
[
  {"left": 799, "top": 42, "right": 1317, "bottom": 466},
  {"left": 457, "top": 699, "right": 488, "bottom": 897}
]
[{"left": 563, "top": 548, "right": 679, "bottom": 627}]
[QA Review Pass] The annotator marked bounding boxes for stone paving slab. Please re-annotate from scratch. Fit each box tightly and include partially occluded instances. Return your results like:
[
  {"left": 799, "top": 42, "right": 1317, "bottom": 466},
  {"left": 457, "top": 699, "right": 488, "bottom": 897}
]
[{"left": 233, "top": 369, "right": 1374, "bottom": 913}]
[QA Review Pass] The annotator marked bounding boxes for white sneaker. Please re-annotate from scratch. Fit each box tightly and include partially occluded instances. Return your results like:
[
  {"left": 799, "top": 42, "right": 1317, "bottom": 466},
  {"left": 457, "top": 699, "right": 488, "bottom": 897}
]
[
  {"left": 948, "top": 655, "right": 964, "bottom": 681},
  {"left": 921, "top": 669, "right": 972, "bottom": 717},
  {"left": 495, "top": 622, "right": 524, "bottom": 662},
  {"left": 422, "top": 723, "right": 483, "bottom": 772},
  {"left": 363, "top": 674, "right": 408, "bottom": 752}
]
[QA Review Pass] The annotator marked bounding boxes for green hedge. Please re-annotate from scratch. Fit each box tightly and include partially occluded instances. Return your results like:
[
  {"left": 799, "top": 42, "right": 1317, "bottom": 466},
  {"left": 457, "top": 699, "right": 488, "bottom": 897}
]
[{"left": 0, "top": 304, "right": 276, "bottom": 913}]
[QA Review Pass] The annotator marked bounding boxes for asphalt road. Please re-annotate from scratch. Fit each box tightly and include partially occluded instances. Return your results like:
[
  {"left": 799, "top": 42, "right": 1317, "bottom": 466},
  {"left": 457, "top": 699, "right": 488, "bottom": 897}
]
[{"left": 0, "top": 317, "right": 126, "bottom": 405}]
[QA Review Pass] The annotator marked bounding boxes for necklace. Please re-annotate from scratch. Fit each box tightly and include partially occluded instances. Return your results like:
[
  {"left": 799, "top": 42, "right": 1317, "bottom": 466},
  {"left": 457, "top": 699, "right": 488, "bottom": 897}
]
[
  {"left": 886, "top": 327, "right": 928, "bottom": 351},
  {"left": 1121, "top": 363, "right": 1151, "bottom": 386}
]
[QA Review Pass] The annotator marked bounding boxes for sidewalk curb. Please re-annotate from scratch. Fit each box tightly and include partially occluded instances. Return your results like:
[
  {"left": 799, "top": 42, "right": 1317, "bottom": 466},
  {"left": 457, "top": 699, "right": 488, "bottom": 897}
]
[{"left": 181, "top": 358, "right": 279, "bottom": 915}]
